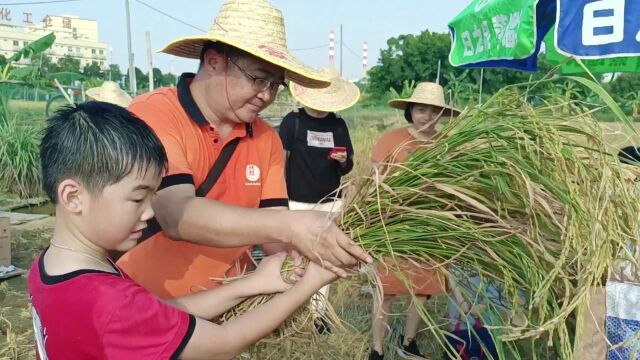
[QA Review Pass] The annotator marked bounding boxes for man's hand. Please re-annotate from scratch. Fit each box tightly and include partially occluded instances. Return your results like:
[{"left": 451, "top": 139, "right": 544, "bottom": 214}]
[{"left": 281, "top": 210, "right": 372, "bottom": 277}]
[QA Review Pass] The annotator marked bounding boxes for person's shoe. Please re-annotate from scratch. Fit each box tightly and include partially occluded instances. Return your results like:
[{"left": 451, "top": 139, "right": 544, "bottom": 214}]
[
  {"left": 313, "top": 317, "right": 332, "bottom": 335},
  {"left": 397, "top": 335, "right": 424, "bottom": 359},
  {"left": 369, "top": 350, "right": 384, "bottom": 360}
]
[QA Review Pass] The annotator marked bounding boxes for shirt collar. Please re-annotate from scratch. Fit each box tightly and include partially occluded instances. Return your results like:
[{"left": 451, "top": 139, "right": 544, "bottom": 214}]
[{"left": 177, "top": 72, "right": 251, "bottom": 138}]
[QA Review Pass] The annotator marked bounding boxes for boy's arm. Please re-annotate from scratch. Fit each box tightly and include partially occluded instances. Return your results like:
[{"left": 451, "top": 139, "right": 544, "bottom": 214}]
[
  {"left": 178, "top": 264, "right": 335, "bottom": 360},
  {"left": 163, "top": 275, "right": 259, "bottom": 320}
]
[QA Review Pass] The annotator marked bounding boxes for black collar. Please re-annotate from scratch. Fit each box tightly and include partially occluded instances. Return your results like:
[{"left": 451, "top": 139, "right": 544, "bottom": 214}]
[
  {"left": 177, "top": 72, "right": 253, "bottom": 137},
  {"left": 177, "top": 72, "right": 209, "bottom": 126}
]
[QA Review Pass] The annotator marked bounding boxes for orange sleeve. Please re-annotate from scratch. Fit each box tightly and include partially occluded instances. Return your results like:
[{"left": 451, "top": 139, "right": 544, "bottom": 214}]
[
  {"left": 129, "top": 95, "right": 194, "bottom": 184},
  {"left": 259, "top": 129, "right": 288, "bottom": 208}
]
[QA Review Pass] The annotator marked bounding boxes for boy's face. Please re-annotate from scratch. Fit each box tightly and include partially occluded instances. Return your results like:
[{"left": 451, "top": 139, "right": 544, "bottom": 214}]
[{"left": 79, "top": 168, "right": 161, "bottom": 252}]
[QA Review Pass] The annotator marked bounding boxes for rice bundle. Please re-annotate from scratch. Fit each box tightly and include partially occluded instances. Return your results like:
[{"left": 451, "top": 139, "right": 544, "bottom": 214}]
[{"left": 224, "top": 78, "right": 640, "bottom": 359}]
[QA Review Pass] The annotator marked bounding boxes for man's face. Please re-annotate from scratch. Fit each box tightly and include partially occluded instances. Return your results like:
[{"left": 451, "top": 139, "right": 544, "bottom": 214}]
[{"left": 212, "top": 53, "right": 286, "bottom": 124}]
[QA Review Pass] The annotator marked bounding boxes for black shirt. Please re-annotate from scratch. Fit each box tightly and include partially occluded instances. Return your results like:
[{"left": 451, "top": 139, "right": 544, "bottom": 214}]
[{"left": 279, "top": 108, "right": 354, "bottom": 203}]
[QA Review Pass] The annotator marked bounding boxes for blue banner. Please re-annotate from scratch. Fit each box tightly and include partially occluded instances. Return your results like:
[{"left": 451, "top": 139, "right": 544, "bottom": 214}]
[{"left": 557, "top": 0, "right": 640, "bottom": 58}]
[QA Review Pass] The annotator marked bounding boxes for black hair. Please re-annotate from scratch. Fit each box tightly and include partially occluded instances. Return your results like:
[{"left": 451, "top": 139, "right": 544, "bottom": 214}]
[
  {"left": 40, "top": 101, "right": 168, "bottom": 203},
  {"left": 404, "top": 103, "right": 414, "bottom": 123},
  {"left": 619, "top": 146, "right": 640, "bottom": 165},
  {"left": 198, "top": 41, "right": 251, "bottom": 69}
]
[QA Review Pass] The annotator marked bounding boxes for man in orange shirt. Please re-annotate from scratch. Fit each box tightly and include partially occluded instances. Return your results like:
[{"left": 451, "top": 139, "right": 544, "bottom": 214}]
[{"left": 117, "top": 0, "right": 371, "bottom": 299}]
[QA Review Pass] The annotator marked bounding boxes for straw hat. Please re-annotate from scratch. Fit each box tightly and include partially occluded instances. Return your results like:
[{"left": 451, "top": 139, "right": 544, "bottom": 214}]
[
  {"left": 85, "top": 81, "right": 132, "bottom": 108},
  {"left": 388, "top": 82, "right": 460, "bottom": 117},
  {"left": 160, "top": 0, "right": 330, "bottom": 89},
  {"left": 290, "top": 66, "right": 360, "bottom": 112}
]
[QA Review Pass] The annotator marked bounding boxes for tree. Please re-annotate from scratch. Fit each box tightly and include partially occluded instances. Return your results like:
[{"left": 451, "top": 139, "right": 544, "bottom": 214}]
[
  {"left": 83, "top": 61, "right": 103, "bottom": 79},
  {"left": 152, "top": 67, "right": 163, "bottom": 88},
  {"left": 57, "top": 55, "right": 81, "bottom": 73},
  {"left": 107, "top": 64, "right": 123, "bottom": 82},
  {"left": 162, "top": 72, "right": 177, "bottom": 86},
  {"left": 124, "top": 67, "right": 149, "bottom": 91},
  {"left": 368, "top": 31, "right": 459, "bottom": 100}
]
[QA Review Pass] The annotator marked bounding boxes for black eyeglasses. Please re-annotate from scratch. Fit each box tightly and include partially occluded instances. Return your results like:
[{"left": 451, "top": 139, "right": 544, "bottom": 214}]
[{"left": 227, "top": 57, "right": 287, "bottom": 93}]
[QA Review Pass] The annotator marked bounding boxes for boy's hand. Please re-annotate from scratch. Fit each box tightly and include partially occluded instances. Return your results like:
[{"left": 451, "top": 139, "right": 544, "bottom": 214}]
[
  {"left": 252, "top": 252, "right": 304, "bottom": 294},
  {"left": 301, "top": 261, "right": 339, "bottom": 287},
  {"left": 284, "top": 210, "right": 372, "bottom": 278}
]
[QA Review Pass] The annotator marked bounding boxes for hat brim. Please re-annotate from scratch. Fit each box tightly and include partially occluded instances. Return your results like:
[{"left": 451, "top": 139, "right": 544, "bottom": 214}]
[
  {"left": 161, "top": 36, "right": 330, "bottom": 89},
  {"left": 86, "top": 88, "right": 132, "bottom": 108},
  {"left": 290, "top": 80, "right": 360, "bottom": 112},
  {"left": 388, "top": 98, "right": 461, "bottom": 117}
]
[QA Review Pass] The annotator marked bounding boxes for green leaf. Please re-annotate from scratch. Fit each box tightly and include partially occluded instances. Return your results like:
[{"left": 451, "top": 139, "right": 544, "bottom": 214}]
[
  {"left": 563, "top": 75, "right": 635, "bottom": 133},
  {"left": 46, "top": 71, "right": 84, "bottom": 83},
  {"left": 8, "top": 32, "right": 56, "bottom": 63},
  {"left": 9, "top": 66, "right": 38, "bottom": 80}
]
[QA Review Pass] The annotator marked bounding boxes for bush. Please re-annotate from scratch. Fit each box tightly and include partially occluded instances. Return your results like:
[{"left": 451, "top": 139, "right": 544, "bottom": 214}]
[{"left": 0, "top": 117, "right": 42, "bottom": 198}]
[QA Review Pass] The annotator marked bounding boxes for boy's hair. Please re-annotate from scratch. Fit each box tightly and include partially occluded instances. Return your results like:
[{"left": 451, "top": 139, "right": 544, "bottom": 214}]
[{"left": 40, "top": 101, "right": 168, "bottom": 203}]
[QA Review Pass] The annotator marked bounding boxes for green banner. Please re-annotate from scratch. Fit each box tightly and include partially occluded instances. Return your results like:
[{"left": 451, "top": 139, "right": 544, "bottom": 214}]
[
  {"left": 544, "top": 29, "right": 640, "bottom": 75},
  {"left": 449, "top": 0, "right": 538, "bottom": 67}
]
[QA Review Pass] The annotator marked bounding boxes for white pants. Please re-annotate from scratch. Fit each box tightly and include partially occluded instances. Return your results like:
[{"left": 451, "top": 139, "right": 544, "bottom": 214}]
[
  {"left": 288, "top": 199, "right": 343, "bottom": 212},
  {"left": 289, "top": 199, "right": 343, "bottom": 316}
]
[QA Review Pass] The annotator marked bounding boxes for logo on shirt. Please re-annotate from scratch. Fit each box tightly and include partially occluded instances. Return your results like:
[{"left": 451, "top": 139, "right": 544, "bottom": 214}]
[
  {"left": 245, "top": 164, "right": 261, "bottom": 185},
  {"left": 32, "top": 305, "right": 49, "bottom": 359},
  {"left": 307, "top": 131, "right": 335, "bottom": 148}
]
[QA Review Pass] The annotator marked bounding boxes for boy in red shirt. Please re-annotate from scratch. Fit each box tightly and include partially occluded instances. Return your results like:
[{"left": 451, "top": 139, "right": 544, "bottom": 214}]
[{"left": 29, "top": 101, "right": 336, "bottom": 359}]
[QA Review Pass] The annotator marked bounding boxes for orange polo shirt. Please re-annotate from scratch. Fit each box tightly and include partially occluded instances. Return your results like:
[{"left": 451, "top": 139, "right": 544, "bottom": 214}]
[
  {"left": 371, "top": 127, "right": 423, "bottom": 163},
  {"left": 117, "top": 73, "right": 288, "bottom": 298},
  {"left": 371, "top": 126, "right": 445, "bottom": 296}
]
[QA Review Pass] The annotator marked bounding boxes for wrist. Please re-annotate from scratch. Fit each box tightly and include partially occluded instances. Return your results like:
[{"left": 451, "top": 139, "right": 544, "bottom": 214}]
[{"left": 265, "top": 210, "right": 293, "bottom": 245}]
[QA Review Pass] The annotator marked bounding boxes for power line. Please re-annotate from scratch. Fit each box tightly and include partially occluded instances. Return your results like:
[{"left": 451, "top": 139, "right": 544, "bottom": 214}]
[
  {"left": 290, "top": 44, "right": 328, "bottom": 51},
  {"left": 135, "top": 0, "right": 206, "bottom": 33},
  {"left": 342, "top": 41, "right": 362, "bottom": 59},
  {"left": 0, "top": 0, "right": 80, "bottom": 4}
]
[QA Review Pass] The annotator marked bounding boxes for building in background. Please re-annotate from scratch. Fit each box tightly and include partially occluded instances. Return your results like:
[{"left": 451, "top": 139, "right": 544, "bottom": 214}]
[{"left": 0, "top": 8, "right": 108, "bottom": 69}]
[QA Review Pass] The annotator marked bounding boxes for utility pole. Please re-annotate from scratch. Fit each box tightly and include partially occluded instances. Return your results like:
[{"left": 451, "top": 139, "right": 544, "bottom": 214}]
[
  {"left": 146, "top": 31, "right": 154, "bottom": 91},
  {"left": 339, "top": 24, "right": 343, "bottom": 76},
  {"left": 125, "top": 0, "right": 137, "bottom": 95}
]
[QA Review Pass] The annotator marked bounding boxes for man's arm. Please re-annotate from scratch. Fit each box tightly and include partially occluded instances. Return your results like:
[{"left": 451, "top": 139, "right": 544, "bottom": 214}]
[{"left": 152, "top": 186, "right": 371, "bottom": 277}]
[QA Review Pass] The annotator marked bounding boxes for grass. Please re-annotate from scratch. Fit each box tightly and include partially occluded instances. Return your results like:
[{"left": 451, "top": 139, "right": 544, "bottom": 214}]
[
  {"left": 0, "top": 117, "right": 43, "bottom": 199},
  {"left": 0, "top": 227, "right": 50, "bottom": 360}
]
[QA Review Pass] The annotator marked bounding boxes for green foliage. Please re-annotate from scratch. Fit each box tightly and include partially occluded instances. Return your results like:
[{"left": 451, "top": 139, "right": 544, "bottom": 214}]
[
  {"left": 162, "top": 72, "right": 177, "bottom": 86},
  {"left": 56, "top": 55, "right": 81, "bottom": 74},
  {"left": 7, "top": 33, "right": 55, "bottom": 64},
  {"left": 108, "top": 64, "right": 123, "bottom": 82},
  {"left": 0, "top": 33, "right": 56, "bottom": 124},
  {"left": 608, "top": 74, "right": 640, "bottom": 114},
  {"left": 368, "top": 31, "right": 454, "bottom": 100},
  {"left": 82, "top": 62, "right": 103, "bottom": 79},
  {"left": 0, "top": 117, "right": 42, "bottom": 198}
]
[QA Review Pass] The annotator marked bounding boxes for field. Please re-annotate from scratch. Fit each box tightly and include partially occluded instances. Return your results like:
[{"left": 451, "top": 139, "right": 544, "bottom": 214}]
[{"left": 1, "top": 100, "right": 639, "bottom": 359}]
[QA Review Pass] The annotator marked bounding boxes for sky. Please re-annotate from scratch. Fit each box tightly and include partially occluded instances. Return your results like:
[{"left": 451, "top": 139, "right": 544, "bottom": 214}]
[{"left": 1, "top": 0, "right": 469, "bottom": 80}]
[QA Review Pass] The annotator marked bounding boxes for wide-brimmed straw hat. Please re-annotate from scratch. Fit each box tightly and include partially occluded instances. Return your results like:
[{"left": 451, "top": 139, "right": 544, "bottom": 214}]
[
  {"left": 290, "top": 66, "right": 360, "bottom": 112},
  {"left": 388, "top": 82, "right": 460, "bottom": 117},
  {"left": 85, "top": 81, "right": 132, "bottom": 108},
  {"left": 160, "top": 0, "right": 330, "bottom": 89}
]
